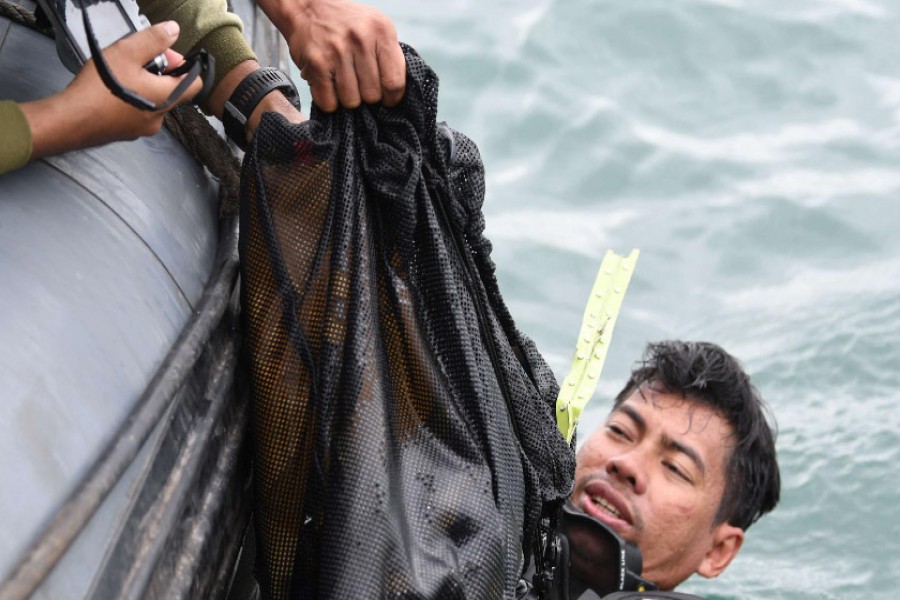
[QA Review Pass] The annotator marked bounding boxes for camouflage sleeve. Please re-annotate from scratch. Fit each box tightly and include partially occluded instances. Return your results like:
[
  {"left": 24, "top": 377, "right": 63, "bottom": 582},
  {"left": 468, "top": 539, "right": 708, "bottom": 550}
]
[
  {"left": 138, "top": 0, "right": 257, "bottom": 86},
  {"left": 0, "top": 100, "right": 31, "bottom": 174}
]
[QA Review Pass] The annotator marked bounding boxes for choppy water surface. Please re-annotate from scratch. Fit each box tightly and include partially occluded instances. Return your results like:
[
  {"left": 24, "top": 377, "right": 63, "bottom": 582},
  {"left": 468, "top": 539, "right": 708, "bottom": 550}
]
[{"left": 303, "top": 0, "right": 900, "bottom": 596}]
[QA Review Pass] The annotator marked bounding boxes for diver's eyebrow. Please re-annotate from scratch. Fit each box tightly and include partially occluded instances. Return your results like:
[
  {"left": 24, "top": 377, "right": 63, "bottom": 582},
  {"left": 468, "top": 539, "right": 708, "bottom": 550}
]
[
  {"left": 662, "top": 435, "right": 706, "bottom": 478},
  {"left": 614, "top": 404, "right": 646, "bottom": 435}
]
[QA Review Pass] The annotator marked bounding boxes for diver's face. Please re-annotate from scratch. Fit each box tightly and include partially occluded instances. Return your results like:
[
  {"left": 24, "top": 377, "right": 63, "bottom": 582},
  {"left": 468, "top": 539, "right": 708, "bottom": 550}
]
[{"left": 572, "top": 385, "right": 737, "bottom": 590}]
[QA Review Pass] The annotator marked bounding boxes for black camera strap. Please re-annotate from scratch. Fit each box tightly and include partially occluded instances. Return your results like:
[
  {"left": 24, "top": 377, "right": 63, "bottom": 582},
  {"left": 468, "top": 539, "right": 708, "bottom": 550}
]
[{"left": 82, "top": 3, "right": 215, "bottom": 111}]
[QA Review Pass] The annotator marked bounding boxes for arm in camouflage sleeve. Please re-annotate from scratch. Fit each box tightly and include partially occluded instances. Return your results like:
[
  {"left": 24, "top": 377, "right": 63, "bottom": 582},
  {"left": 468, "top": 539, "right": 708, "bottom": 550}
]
[
  {"left": 138, "top": 0, "right": 255, "bottom": 88},
  {"left": 0, "top": 101, "right": 31, "bottom": 174}
]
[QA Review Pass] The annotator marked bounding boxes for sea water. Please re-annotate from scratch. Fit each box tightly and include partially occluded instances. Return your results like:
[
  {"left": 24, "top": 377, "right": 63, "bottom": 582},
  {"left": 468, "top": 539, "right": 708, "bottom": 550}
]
[{"left": 296, "top": 0, "right": 900, "bottom": 596}]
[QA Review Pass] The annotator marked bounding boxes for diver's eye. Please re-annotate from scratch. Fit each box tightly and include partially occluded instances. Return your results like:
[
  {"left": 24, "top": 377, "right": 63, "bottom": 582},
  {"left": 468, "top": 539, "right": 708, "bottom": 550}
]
[
  {"left": 605, "top": 423, "right": 631, "bottom": 441},
  {"left": 664, "top": 461, "right": 691, "bottom": 483}
]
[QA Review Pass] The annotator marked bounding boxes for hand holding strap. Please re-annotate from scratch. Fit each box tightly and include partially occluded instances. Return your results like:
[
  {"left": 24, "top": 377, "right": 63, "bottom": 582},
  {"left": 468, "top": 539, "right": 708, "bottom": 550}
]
[{"left": 82, "top": 7, "right": 215, "bottom": 112}]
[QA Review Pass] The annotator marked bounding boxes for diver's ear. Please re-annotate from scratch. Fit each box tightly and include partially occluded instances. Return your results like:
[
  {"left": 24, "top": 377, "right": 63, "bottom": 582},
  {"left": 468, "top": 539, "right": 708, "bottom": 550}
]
[{"left": 697, "top": 523, "right": 744, "bottom": 579}]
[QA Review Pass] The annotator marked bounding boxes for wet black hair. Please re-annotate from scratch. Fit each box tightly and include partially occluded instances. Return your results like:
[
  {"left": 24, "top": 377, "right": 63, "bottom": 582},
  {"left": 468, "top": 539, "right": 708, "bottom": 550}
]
[{"left": 613, "top": 340, "right": 780, "bottom": 530}]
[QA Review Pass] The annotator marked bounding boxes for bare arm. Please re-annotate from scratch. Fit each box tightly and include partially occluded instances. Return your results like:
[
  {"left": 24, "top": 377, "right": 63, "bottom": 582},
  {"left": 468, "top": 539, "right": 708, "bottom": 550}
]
[{"left": 205, "top": 59, "right": 306, "bottom": 146}]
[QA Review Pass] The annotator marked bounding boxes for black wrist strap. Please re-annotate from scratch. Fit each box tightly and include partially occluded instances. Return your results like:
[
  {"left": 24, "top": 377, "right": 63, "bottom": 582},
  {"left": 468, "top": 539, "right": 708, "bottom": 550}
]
[{"left": 223, "top": 67, "right": 301, "bottom": 150}]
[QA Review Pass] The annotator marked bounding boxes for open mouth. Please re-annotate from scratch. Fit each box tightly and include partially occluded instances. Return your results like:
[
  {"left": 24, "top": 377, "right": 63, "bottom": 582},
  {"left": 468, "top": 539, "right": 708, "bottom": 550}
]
[
  {"left": 579, "top": 480, "right": 633, "bottom": 529},
  {"left": 590, "top": 495, "right": 622, "bottom": 519}
]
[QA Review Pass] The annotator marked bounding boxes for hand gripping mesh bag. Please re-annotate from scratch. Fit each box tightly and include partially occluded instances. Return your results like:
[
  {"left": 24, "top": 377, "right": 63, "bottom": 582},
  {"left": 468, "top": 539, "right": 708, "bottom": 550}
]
[{"left": 239, "top": 45, "right": 575, "bottom": 599}]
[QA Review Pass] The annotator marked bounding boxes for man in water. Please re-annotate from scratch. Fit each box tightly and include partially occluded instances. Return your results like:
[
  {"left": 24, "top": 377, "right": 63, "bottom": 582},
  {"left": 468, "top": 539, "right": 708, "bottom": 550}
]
[{"left": 571, "top": 340, "right": 780, "bottom": 591}]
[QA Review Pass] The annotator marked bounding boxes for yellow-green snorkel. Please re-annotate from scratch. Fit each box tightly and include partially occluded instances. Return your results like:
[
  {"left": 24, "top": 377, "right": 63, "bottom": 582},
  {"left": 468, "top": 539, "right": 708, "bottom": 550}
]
[{"left": 556, "top": 249, "right": 639, "bottom": 444}]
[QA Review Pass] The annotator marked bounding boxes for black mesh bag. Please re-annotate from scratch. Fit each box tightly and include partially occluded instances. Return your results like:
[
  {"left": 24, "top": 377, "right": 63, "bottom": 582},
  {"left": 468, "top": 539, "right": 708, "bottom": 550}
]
[{"left": 239, "top": 45, "right": 575, "bottom": 599}]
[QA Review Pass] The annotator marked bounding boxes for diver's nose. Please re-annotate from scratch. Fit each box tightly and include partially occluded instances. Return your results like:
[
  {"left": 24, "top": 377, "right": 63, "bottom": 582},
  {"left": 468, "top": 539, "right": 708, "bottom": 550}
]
[{"left": 605, "top": 450, "right": 647, "bottom": 495}]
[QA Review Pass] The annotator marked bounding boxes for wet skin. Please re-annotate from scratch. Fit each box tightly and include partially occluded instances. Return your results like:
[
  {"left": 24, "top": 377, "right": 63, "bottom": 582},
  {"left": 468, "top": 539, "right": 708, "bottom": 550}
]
[{"left": 571, "top": 385, "right": 744, "bottom": 590}]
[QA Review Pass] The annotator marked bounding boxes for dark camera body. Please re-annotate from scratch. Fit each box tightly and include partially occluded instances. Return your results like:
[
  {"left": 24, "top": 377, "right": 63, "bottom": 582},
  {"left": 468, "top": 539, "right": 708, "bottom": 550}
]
[{"left": 518, "top": 503, "right": 705, "bottom": 600}]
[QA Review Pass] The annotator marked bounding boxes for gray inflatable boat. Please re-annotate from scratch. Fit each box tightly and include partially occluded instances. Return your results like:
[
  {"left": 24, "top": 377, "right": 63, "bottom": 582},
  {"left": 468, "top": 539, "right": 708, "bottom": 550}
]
[{"left": 0, "top": 1, "right": 290, "bottom": 597}]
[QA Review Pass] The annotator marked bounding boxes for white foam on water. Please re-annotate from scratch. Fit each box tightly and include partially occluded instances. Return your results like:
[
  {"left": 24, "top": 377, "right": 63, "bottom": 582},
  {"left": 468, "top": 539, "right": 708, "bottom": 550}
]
[
  {"left": 485, "top": 207, "right": 642, "bottom": 258},
  {"left": 735, "top": 168, "right": 900, "bottom": 204},
  {"left": 629, "top": 119, "right": 863, "bottom": 164}
]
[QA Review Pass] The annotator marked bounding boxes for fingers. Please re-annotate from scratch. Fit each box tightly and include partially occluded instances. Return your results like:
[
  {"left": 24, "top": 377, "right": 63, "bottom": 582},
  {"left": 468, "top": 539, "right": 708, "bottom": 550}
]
[
  {"left": 353, "top": 45, "right": 382, "bottom": 106},
  {"left": 162, "top": 49, "right": 186, "bottom": 72},
  {"left": 110, "top": 21, "right": 180, "bottom": 67},
  {"left": 333, "top": 50, "right": 362, "bottom": 109},
  {"left": 378, "top": 41, "right": 406, "bottom": 108},
  {"left": 301, "top": 58, "right": 339, "bottom": 113},
  {"left": 105, "top": 23, "right": 199, "bottom": 107},
  {"left": 290, "top": 1, "right": 406, "bottom": 112},
  {"left": 302, "top": 41, "right": 406, "bottom": 112}
]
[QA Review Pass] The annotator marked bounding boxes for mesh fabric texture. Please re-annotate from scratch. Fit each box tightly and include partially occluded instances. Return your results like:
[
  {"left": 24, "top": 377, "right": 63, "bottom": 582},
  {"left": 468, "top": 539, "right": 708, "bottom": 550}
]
[{"left": 239, "top": 45, "right": 575, "bottom": 599}]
